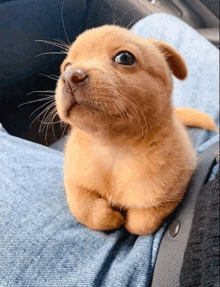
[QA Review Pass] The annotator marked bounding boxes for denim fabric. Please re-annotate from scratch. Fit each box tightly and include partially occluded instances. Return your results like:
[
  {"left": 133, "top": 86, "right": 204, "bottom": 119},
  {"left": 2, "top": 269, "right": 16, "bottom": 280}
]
[
  {"left": 0, "top": 130, "right": 164, "bottom": 287},
  {"left": 0, "top": 14, "right": 219, "bottom": 287}
]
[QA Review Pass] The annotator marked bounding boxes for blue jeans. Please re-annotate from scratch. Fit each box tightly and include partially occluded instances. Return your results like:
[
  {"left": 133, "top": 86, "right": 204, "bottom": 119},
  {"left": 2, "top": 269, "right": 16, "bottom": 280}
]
[{"left": 0, "top": 14, "right": 219, "bottom": 287}]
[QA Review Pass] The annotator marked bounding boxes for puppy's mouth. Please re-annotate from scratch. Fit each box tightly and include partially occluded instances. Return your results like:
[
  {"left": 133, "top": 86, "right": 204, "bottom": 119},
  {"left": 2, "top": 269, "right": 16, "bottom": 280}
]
[
  {"left": 63, "top": 86, "right": 105, "bottom": 117},
  {"left": 66, "top": 101, "right": 78, "bottom": 116},
  {"left": 66, "top": 98, "right": 103, "bottom": 116}
]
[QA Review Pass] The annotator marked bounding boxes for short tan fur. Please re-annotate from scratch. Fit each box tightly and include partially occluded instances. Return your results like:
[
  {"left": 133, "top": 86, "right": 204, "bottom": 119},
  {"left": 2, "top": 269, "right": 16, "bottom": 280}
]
[{"left": 55, "top": 25, "right": 217, "bottom": 235}]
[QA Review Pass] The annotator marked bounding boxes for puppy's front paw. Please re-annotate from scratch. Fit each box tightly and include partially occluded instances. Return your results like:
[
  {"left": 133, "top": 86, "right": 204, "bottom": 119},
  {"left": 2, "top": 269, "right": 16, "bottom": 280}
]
[
  {"left": 90, "top": 198, "right": 125, "bottom": 231},
  {"left": 71, "top": 197, "right": 125, "bottom": 231},
  {"left": 125, "top": 208, "right": 161, "bottom": 235}
]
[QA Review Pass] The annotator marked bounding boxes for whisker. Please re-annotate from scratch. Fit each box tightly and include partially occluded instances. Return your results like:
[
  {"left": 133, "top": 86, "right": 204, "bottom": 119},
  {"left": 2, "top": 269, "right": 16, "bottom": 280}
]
[
  {"left": 42, "top": 108, "right": 56, "bottom": 145},
  {"left": 61, "top": 1, "right": 71, "bottom": 46},
  {"left": 117, "top": 92, "right": 143, "bottom": 123},
  {"left": 41, "top": 108, "right": 56, "bottom": 134},
  {"left": 113, "top": 8, "right": 137, "bottom": 26},
  {"left": 51, "top": 112, "right": 59, "bottom": 142},
  {"left": 26, "top": 90, "right": 55, "bottom": 96},
  {"left": 91, "top": 81, "right": 155, "bottom": 95},
  {"left": 126, "top": 13, "right": 143, "bottom": 29},
  {"left": 40, "top": 107, "right": 57, "bottom": 127},
  {"left": 61, "top": 123, "right": 69, "bottom": 138},
  {"left": 124, "top": 104, "right": 145, "bottom": 137},
  {"left": 40, "top": 119, "right": 62, "bottom": 125},
  {"left": 19, "top": 96, "right": 54, "bottom": 107},
  {"left": 152, "top": 113, "right": 173, "bottom": 124},
  {"left": 38, "top": 73, "right": 59, "bottom": 81},
  {"left": 89, "top": 92, "right": 133, "bottom": 127},
  {"left": 53, "top": 38, "right": 70, "bottom": 49},
  {"left": 38, "top": 104, "right": 56, "bottom": 129},
  {"left": 96, "top": 81, "right": 161, "bottom": 136},
  {"left": 38, "top": 109, "right": 62, "bottom": 144},
  {"left": 107, "top": 0, "right": 114, "bottom": 16},
  {"left": 113, "top": 83, "right": 151, "bottom": 93},
  {"left": 35, "top": 39, "right": 69, "bottom": 52},
  {"left": 124, "top": 95, "right": 148, "bottom": 138},
  {"left": 36, "top": 51, "right": 68, "bottom": 57},
  {"left": 90, "top": 93, "right": 141, "bottom": 136},
  {"left": 96, "top": 82, "right": 147, "bottom": 138},
  {"left": 39, "top": 104, "right": 56, "bottom": 132},
  {"left": 113, "top": 0, "right": 118, "bottom": 25},
  {"left": 30, "top": 99, "right": 55, "bottom": 119}
]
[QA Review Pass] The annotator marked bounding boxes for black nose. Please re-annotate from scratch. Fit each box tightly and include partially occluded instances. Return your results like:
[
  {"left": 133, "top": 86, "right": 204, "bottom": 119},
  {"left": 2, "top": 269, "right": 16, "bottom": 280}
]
[{"left": 63, "top": 69, "right": 88, "bottom": 84}]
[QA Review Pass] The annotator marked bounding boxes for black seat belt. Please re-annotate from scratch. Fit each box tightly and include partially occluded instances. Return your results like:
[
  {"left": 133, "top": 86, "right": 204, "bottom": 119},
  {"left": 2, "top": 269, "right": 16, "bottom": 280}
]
[{"left": 151, "top": 141, "right": 219, "bottom": 287}]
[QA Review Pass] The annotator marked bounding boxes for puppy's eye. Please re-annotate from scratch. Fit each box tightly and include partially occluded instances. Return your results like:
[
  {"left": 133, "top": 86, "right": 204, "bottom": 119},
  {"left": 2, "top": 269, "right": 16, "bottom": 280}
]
[{"left": 114, "top": 51, "right": 136, "bottom": 65}]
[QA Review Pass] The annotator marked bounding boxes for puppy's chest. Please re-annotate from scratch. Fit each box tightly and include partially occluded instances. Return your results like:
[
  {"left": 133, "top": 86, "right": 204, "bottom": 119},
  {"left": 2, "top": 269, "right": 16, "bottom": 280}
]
[{"left": 66, "top": 139, "right": 156, "bottom": 207}]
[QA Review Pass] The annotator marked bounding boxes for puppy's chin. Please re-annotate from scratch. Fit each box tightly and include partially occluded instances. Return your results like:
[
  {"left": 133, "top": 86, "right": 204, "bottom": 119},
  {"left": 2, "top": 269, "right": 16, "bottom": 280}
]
[
  {"left": 58, "top": 103, "right": 135, "bottom": 138},
  {"left": 55, "top": 83, "right": 132, "bottom": 136}
]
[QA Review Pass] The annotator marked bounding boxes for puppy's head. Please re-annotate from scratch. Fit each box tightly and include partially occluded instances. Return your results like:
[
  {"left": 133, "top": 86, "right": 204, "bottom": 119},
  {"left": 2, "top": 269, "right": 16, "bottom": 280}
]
[{"left": 55, "top": 25, "right": 187, "bottom": 137}]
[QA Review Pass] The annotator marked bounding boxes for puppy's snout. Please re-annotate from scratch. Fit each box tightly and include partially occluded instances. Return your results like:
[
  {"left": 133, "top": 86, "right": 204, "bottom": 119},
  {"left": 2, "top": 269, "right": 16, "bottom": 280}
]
[
  {"left": 62, "top": 69, "right": 88, "bottom": 85},
  {"left": 71, "top": 69, "right": 88, "bottom": 84}
]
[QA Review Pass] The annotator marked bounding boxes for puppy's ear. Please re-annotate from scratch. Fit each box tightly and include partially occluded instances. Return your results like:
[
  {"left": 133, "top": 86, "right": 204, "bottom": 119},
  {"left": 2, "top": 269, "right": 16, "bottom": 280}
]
[{"left": 155, "top": 41, "right": 187, "bottom": 80}]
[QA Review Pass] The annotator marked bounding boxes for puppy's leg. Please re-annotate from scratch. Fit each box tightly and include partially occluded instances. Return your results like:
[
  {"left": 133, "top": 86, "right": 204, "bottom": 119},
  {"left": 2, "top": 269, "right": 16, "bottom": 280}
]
[
  {"left": 125, "top": 202, "right": 178, "bottom": 235},
  {"left": 65, "top": 183, "right": 125, "bottom": 231}
]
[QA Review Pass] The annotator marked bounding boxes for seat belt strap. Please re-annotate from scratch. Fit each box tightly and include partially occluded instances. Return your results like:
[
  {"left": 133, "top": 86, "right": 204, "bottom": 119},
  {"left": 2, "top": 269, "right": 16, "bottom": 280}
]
[{"left": 151, "top": 141, "right": 219, "bottom": 287}]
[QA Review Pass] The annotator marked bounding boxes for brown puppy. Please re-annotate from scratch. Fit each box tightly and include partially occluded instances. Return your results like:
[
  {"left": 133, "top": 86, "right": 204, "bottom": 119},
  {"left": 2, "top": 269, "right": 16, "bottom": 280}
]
[{"left": 55, "top": 25, "right": 217, "bottom": 235}]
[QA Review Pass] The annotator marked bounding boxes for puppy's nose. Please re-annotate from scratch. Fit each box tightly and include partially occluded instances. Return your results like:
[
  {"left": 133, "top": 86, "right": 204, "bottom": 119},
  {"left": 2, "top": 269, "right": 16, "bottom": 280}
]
[
  {"left": 62, "top": 69, "right": 88, "bottom": 85},
  {"left": 69, "top": 69, "right": 88, "bottom": 84}
]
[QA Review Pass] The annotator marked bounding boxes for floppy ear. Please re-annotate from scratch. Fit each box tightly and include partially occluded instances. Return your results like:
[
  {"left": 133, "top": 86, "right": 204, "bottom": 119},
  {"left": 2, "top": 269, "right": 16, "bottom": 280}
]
[{"left": 155, "top": 41, "right": 187, "bottom": 80}]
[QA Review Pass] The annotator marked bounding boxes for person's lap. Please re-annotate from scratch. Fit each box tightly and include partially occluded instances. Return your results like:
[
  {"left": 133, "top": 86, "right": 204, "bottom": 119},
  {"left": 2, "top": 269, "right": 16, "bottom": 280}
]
[
  {"left": 0, "top": 14, "right": 219, "bottom": 286},
  {"left": 0, "top": 121, "right": 165, "bottom": 287}
]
